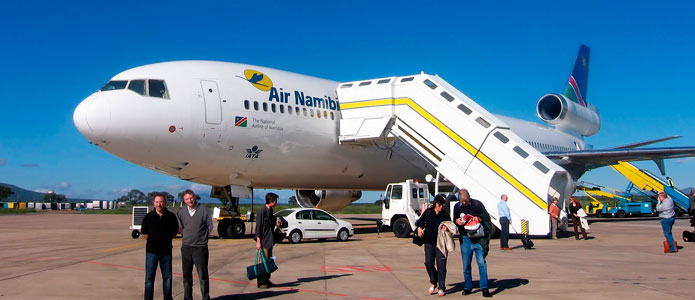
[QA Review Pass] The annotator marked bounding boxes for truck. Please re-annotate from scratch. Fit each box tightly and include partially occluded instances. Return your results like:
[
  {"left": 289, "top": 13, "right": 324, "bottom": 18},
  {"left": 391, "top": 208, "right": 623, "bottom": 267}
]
[
  {"left": 381, "top": 180, "right": 432, "bottom": 238},
  {"left": 578, "top": 182, "right": 654, "bottom": 218}
]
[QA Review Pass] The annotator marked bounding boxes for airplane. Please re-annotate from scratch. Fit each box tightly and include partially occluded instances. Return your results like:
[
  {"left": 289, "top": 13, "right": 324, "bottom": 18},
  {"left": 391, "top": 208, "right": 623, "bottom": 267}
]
[{"left": 73, "top": 45, "right": 695, "bottom": 213}]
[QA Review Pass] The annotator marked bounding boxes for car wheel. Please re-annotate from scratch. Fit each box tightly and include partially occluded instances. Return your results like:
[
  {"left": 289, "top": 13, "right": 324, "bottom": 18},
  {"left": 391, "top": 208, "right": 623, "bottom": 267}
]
[
  {"left": 337, "top": 228, "right": 349, "bottom": 241},
  {"left": 131, "top": 230, "right": 140, "bottom": 239},
  {"left": 289, "top": 230, "right": 302, "bottom": 244},
  {"left": 616, "top": 210, "right": 626, "bottom": 218},
  {"left": 392, "top": 217, "right": 411, "bottom": 238},
  {"left": 217, "top": 221, "right": 229, "bottom": 239},
  {"left": 229, "top": 220, "right": 245, "bottom": 239}
]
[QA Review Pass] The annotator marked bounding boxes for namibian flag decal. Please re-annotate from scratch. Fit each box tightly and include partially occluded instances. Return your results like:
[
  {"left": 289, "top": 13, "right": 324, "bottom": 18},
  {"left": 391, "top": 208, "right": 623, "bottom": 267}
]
[{"left": 235, "top": 116, "right": 248, "bottom": 127}]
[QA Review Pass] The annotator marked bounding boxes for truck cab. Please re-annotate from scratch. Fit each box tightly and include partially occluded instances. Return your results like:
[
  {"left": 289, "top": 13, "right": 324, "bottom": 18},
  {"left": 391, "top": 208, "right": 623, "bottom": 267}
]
[{"left": 381, "top": 180, "right": 431, "bottom": 238}]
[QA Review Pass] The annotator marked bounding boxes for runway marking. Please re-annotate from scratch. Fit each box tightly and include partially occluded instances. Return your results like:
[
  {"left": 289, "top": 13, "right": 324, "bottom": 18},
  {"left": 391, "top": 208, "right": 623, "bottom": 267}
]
[
  {"left": 67, "top": 257, "right": 395, "bottom": 300},
  {"left": 408, "top": 266, "right": 426, "bottom": 270},
  {"left": 321, "top": 265, "right": 393, "bottom": 273},
  {"left": 101, "top": 241, "right": 145, "bottom": 253}
]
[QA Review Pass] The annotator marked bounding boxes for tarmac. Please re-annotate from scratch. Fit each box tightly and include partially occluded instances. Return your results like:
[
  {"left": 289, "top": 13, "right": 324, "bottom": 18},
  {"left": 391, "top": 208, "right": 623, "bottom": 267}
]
[{"left": 0, "top": 212, "right": 693, "bottom": 300}]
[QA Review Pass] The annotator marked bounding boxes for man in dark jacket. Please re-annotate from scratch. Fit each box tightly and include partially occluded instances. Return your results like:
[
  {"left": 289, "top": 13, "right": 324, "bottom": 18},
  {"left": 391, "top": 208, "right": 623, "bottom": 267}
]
[
  {"left": 255, "top": 192, "right": 281, "bottom": 289},
  {"left": 176, "top": 189, "right": 213, "bottom": 300},
  {"left": 453, "top": 189, "right": 492, "bottom": 297},
  {"left": 142, "top": 193, "right": 179, "bottom": 300}
]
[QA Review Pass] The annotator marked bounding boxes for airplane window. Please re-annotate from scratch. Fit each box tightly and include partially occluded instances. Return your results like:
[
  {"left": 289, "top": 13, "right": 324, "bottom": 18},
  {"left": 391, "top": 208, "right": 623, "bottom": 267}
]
[
  {"left": 377, "top": 79, "right": 391, "bottom": 84},
  {"left": 475, "top": 117, "right": 490, "bottom": 128},
  {"left": 330, "top": 112, "right": 335, "bottom": 120},
  {"left": 279, "top": 104, "right": 285, "bottom": 113},
  {"left": 317, "top": 110, "right": 321, "bottom": 118},
  {"left": 401, "top": 77, "right": 414, "bottom": 82},
  {"left": 271, "top": 103, "right": 276, "bottom": 113},
  {"left": 533, "top": 161, "right": 550, "bottom": 174},
  {"left": 359, "top": 81, "right": 371, "bottom": 86},
  {"left": 262, "top": 102, "right": 268, "bottom": 112},
  {"left": 412, "top": 188, "right": 417, "bottom": 199},
  {"left": 494, "top": 132, "right": 509, "bottom": 143},
  {"left": 288, "top": 105, "right": 293, "bottom": 115},
  {"left": 148, "top": 80, "right": 168, "bottom": 99},
  {"left": 323, "top": 111, "right": 328, "bottom": 118},
  {"left": 340, "top": 83, "right": 353, "bottom": 89},
  {"left": 99, "top": 80, "right": 127, "bottom": 91},
  {"left": 303, "top": 108, "right": 307, "bottom": 116},
  {"left": 127, "top": 80, "right": 145, "bottom": 95},
  {"left": 440, "top": 91, "right": 454, "bottom": 102},
  {"left": 310, "top": 109, "right": 314, "bottom": 117},
  {"left": 457, "top": 104, "right": 472, "bottom": 115},
  {"left": 244, "top": 100, "right": 250, "bottom": 110},
  {"left": 296, "top": 107, "right": 300, "bottom": 115},
  {"left": 253, "top": 101, "right": 259, "bottom": 111},
  {"left": 423, "top": 79, "right": 437, "bottom": 89},
  {"left": 513, "top": 146, "right": 529, "bottom": 158},
  {"left": 419, "top": 188, "right": 425, "bottom": 198}
]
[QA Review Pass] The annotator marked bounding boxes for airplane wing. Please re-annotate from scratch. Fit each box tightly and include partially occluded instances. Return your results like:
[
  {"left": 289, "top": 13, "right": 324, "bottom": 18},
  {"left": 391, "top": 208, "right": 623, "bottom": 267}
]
[{"left": 545, "top": 146, "right": 695, "bottom": 175}]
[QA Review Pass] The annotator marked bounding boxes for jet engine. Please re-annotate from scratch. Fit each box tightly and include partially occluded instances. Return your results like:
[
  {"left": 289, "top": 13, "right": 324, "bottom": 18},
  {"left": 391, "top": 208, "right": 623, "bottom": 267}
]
[
  {"left": 295, "top": 190, "right": 362, "bottom": 212},
  {"left": 536, "top": 93, "right": 600, "bottom": 137}
]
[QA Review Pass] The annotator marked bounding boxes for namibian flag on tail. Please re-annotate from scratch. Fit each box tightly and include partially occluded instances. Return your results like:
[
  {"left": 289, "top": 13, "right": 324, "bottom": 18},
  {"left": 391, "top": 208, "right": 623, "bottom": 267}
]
[
  {"left": 563, "top": 44, "right": 590, "bottom": 107},
  {"left": 235, "top": 116, "right": 247, "bottom": 127}
]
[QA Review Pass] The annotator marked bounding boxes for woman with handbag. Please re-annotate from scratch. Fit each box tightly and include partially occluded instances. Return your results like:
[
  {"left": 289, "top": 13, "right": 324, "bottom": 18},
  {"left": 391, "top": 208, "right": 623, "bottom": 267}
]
[{"left": 415, "top": 195, "right": 451, "bottom": 296}]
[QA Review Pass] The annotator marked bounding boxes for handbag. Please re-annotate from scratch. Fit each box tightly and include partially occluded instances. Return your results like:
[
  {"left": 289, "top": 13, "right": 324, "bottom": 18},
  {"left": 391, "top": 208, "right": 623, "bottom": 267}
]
[
  {"left": 412, "top": 209, "right": 431, "bottom": 246},
  {"left": 246, "top": 249, "right": 278, "bottom": 280},
  {"left": 464, "top": 216, "right": 486, "bottom": 238}
]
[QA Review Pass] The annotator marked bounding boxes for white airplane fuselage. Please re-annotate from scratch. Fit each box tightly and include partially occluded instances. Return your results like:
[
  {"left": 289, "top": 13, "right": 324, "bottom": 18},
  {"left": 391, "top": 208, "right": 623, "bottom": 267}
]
[{"left": 73, "top": 61, "right": 587, "bottom": 191}]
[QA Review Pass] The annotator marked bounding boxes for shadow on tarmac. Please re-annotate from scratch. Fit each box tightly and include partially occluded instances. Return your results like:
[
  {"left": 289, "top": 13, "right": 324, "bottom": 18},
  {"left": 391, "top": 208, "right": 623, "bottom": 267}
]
[
  {"left": 447, "top": 278, "right": 530, "bottom": 295},
  {"left": 212, "top": 289, "right": 299, "bottom": 299},
  {"left": 278, "top": 274, "right": 353, "bottom": 287}
]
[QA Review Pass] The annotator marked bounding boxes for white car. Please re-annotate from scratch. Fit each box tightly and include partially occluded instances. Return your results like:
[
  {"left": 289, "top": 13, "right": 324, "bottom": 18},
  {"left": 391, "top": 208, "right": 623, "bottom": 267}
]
[{"left": 274, "top": 208, "right": 354, "bottom": 244}]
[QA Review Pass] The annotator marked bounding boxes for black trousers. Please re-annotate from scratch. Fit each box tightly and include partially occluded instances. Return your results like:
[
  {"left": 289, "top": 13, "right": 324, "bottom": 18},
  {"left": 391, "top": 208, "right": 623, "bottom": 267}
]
[
  {"left": 424, "top": 243, "right": 447, "bottom": 290},
  {"left": 257, "top": 248, "right": 273, "bottom": 286},
  {"left": 571, "top": 215, "right": 587, "bottom": 239},
  {"left": 181, "top": 245, "right": 210, "bottom": 300},
  {"left": 500, "top": 217, "right": 510, "bottom": 248}
]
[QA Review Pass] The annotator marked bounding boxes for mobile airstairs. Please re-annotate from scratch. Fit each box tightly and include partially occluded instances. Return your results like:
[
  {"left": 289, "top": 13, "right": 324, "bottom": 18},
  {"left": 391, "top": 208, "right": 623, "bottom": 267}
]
[
  {"left": 337, "top": 74, "right": 574, "bottom": 236},
  {"left": 610, "top": 161, "right": 690, "bottom": 214}
]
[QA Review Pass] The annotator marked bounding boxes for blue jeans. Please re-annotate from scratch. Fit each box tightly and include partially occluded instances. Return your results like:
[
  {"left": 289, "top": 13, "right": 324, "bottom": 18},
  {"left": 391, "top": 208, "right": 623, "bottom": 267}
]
[
  {"left": 661, "top": 217, "right": 676, "bottom": 252},
  {"left": 144, "top": 252, "right": 173, "bottom": 300},
  {"left": 460, "top": 236, "right": 488, "bottom": 291}
]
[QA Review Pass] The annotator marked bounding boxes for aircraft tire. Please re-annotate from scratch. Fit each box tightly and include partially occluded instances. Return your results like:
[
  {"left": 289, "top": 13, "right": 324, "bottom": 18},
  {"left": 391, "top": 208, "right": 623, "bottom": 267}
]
[
  {"left": 392, "top": 217, "right": 411, "bottom": 238},
  {"left": 131, "top": 230, "right": 140, "bottom": 239},
  {"left": 217, "top": 221, "right": 229, "bottom": 239},
  {"left": 229, "top": 220, "right": 245, "bottom": 239}
]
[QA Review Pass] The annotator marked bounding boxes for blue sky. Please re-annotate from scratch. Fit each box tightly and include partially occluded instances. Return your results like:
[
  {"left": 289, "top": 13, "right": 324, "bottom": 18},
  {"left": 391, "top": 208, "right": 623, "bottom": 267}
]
[{"left": 1, "top": 1, "right": 694, "bottom": 203}]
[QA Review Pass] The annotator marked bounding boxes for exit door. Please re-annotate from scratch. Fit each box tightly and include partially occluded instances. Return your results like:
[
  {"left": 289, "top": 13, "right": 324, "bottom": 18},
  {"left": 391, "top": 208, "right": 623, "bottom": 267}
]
[{"left": 201, "top": 80, "right": 222, "bottom": 124}]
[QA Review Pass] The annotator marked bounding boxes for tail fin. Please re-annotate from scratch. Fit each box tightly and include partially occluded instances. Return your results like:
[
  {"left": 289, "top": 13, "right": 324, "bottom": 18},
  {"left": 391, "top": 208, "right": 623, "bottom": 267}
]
[{"left": 563, "top": 44, "right": 590, "bottom": 107}]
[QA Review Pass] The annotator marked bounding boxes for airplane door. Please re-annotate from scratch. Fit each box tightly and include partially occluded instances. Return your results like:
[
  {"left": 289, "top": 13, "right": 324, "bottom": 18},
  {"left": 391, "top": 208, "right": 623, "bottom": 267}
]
[{"left": 201, "top": 80, "right": 222, "bottom": 124}]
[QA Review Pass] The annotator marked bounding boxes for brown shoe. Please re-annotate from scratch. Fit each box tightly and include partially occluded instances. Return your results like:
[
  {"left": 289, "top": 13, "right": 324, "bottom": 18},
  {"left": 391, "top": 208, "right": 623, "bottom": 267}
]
[{"left": 500, "top": 247, "right": 512, "bottom": 250}]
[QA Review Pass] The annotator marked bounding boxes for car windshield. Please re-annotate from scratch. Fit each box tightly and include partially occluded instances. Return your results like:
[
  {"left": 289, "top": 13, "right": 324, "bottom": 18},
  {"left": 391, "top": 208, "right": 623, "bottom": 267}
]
[{"left": 274, "top": 209, "right": 294, "bottom": 217}]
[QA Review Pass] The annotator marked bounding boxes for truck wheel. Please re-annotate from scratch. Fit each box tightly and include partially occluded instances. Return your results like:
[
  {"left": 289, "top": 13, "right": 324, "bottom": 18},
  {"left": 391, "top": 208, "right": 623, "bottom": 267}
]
[
  {"left": 228, "top": 220, "right": 246, "bottom": 239},
  {"left": 337, "top": 228, "right": 349, "bottom": 241},
  {"left": 392, "top": 218, "right": 411, "bottom": 238},
  {"left": 217, "top": 221, "right": 230, "bottom": 239},
  {"left": 616, "top": 210, "right": 626, "bottom": 218},
  {"left": 131, "top": 230, "right": 140, "bottom": 239},
  {"left": 289, "top": 230, "right": 302, "bottom": 244},
  {"left": 683, "top": 231, "right": 693, "bottom": 242}
]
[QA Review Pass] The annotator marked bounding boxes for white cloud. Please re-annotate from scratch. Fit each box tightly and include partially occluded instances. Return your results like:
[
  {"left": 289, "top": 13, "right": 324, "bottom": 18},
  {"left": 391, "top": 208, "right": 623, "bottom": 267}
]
[{"left": 674, "top": 157, "right": 695, "bottom": 164}]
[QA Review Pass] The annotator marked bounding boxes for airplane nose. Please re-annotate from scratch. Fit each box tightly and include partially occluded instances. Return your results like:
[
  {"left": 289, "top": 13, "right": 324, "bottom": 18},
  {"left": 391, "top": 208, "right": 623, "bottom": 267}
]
[{"left": 73, "top": 93, "right": 111, "bottom": 141}]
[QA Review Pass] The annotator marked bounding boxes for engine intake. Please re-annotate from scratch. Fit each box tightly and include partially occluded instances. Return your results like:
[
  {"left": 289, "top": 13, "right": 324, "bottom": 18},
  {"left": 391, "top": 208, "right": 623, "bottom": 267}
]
[
  {"left": 295, "top": 190, "right": 362, "bottom": 212},
  {"left": 537, "top": 93, "right": 600, "bottom": 137}
]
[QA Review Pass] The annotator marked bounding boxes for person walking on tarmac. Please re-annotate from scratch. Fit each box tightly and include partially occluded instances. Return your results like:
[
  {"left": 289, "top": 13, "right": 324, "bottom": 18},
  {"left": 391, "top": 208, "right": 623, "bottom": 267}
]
[
  {"left": 568, "top": 196, "right": 588, "bottom": 240},
  {"left": 548, "top": 198, "right": 560, "bottom": 239},
  {"left": 454, "top": 189, "right": 492, "bottom": 297},
  {"left": 415, "top": 195, "right": 451, "bottom": 296},
  {"left": 255, "top": 192, "right": 282, "bottom": 289}
]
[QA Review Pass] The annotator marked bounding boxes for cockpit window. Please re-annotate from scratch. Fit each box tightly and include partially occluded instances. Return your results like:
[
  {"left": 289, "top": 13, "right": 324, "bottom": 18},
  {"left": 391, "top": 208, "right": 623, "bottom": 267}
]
[
  {"left": 99, "top": 80, "right": 128, "bottom": 91},
  {"left": 148, "top": 80, "right": 168, "bottom": 99},
  {"left": 127, "top": 80, "right": 146, "bottom": 95}
]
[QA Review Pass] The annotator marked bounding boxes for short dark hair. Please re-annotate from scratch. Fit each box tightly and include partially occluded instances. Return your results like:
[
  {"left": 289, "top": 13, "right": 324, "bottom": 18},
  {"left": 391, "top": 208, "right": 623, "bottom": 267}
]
[
  {"left": 153, "top": 193, "right": 166, "bottom": 202},
  {"left": 434, "top": 194, "right": 446, "bottom": 207},
  {"left": 265, "top": 192, "right": 279, "bottom": 204},
  {"left": 183, "top": 189, "right": 195, "bottom": 197}
]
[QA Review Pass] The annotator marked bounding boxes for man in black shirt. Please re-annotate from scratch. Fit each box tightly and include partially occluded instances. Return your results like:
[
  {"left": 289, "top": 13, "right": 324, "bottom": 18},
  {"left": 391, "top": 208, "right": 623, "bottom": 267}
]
[
  {"left": 453, "top": 189, "right": 492, "bottom": 297},
  {"left": 142, "top": 193, "right": 179, "bottom": 300},
  {"left": 255, "top": 192, "right": 281, "bottom": 289}
]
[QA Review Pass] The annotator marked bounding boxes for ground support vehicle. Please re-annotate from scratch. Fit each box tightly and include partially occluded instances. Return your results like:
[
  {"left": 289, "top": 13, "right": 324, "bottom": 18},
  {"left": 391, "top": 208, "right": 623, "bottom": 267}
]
[
  {"left": 381, "top": 180, "right": 432, "bottom": 238},
  {"left": 129, "top": 206, "right": 149, "bottom": 238}
]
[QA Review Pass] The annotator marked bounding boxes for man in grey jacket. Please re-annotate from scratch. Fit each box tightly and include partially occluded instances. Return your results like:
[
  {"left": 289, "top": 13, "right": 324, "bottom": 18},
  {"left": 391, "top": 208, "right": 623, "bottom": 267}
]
[
  {"left": 656, "top": 191, "right": 677, "bottom": 253},
  {"left": 176, "top": 189, "right": 213, "bottom": 299}
]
